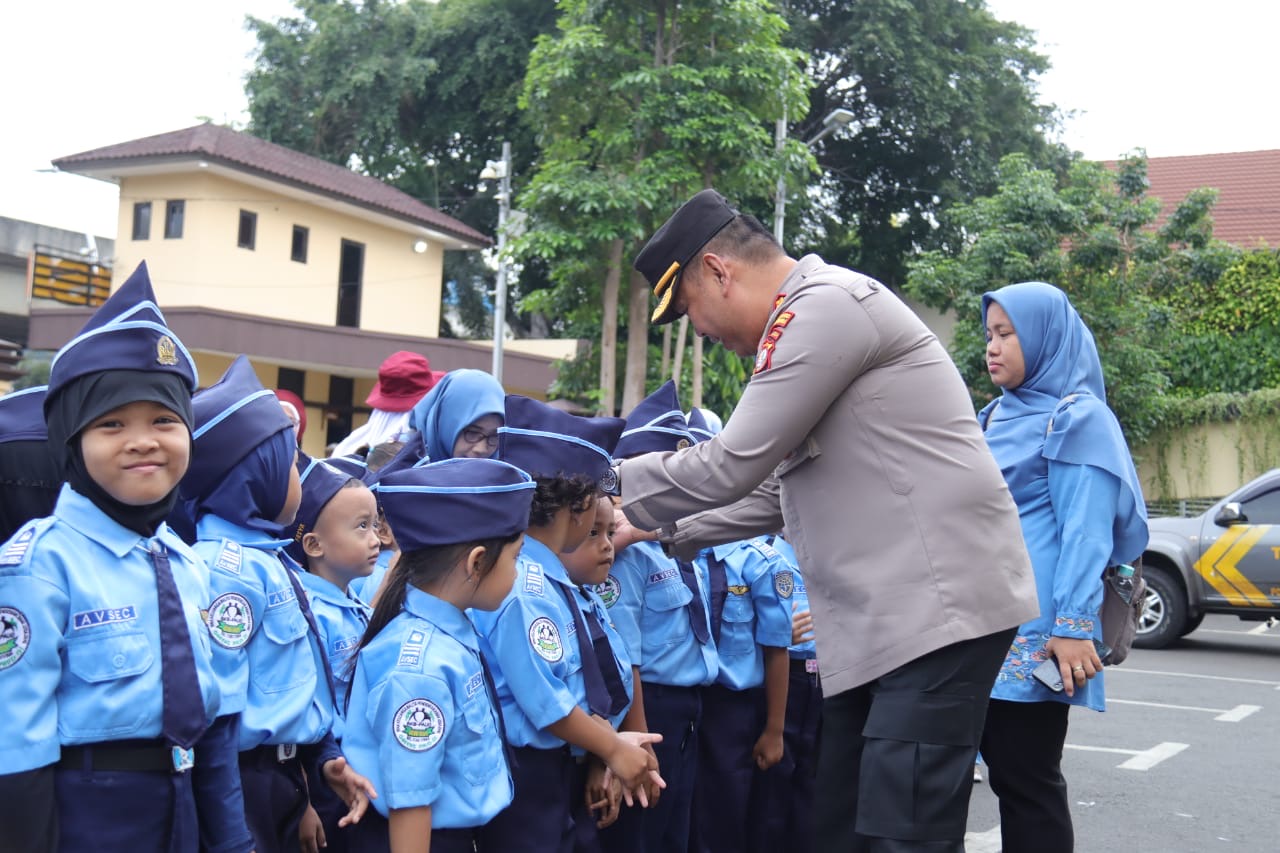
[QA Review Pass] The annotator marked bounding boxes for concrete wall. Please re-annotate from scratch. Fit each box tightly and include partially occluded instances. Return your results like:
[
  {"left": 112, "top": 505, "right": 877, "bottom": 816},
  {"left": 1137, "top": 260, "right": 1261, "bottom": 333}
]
[{"left": 1134, "top": 416, "right": 1280, "bottom": 500}]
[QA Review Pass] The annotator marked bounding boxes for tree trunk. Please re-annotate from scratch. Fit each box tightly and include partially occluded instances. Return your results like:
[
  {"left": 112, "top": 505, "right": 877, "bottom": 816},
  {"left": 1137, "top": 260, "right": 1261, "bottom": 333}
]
[
  {"left": 671, "top": 316, "right": 689, "bottom": 385},
  {"left": 599, "top": 239, "right": 622, "bottom": 415},
  {"left": 622, "top": 267, "right": 651, "bottom": 412},
  {"left": 692, "top": 334, "right": 704, "bottom": 408},
  {"left": 660, "top": 324, "right": 672, "bottom": 381}
]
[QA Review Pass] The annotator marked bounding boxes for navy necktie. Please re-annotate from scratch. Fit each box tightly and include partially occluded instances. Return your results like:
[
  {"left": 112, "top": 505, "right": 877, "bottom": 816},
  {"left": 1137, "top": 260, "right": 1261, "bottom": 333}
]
[
  {"left": 705, "top": 553, "right": 729, "bottom": 647},
  {"left": 282, "top": 560, "right": 337, "bottom": 709},
  {"left": 478, "top": 650, "right": 517, "bottom": 772},
  {"left": 677, "top": 559, "right": 711, "bottom": 645},
  {"left": 554, "top": 580, "right": 629, "bottom": 717},
  {"left": 149, "top": 542, "right": 208, "bottom": 750}
]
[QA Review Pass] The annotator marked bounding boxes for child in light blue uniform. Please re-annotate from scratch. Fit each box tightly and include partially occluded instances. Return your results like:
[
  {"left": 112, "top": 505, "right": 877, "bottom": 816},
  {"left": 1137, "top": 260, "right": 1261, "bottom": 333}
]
[
  {"left": 342, "top": 458, "right": 535, "bottom": 853},
  {"left": 600, "top": 383, "right": 716, "bottom": 853},
  {"left": 0, "top": 262, "right": 250, "bottom": 852},
  {"left": 0, "top": 385, "right": 60, "bottom": 543},
  {"left": 473, "top": 395, "right": 658, "bottom": 853},
  {"left": 286, "top": 454, "right": 380, "bottom": 852},
  {"left": 183, "top": 355, "right": 374, "bottom": 853}
]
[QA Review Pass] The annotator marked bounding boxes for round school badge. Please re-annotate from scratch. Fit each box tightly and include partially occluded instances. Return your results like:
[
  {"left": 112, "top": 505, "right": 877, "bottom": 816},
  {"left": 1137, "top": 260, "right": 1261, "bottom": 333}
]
[
  {"left": 590, "top": 575, "right": 622, "bottom": 609},
  {"left": 528, "top": 616, "right": 564, "bottom": 662},
  {"left": 393, "top": 699, "right": 445, "bottom": 751},
  {"left": 155, "top": 335, "right": 179, "bottom": 366},
  {"left": 676, "top": 438, "right": 691, "bottom": 450},
  {"left": 0, "top": 607, "right": 31, "bottom": 671},
  {"left": 774, "top": 570, "right": 795, "bottom": 599},
  {"left": 207, "top": 593, "right": 253, "bottom": 649}
]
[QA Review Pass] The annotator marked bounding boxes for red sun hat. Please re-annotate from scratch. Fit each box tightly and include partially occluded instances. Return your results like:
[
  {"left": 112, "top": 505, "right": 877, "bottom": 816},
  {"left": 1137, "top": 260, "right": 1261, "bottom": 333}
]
[{"left": 365, "top": 351, "right": 442, "bottom": 412}]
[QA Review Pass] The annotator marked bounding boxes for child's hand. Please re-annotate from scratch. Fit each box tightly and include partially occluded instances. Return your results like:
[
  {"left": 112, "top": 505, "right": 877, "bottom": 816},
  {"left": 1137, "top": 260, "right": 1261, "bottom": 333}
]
[
  {"left": 322, "top": 756, "right": 378, "bottom": 826},
  {"left": 752, "top": 728, "right": 785, "bottom": 770},
  {"left": 603, "top": 731, "right": 665, "bottom": 805},
  {"left": 585, "top": 760, "right": 623, "bottom": 828},
  {"left": 299, "top": 803, "right": 325, "bottom": 853},
  {"left": 791, "top": 603, "right": 814, "bottom": 646}
]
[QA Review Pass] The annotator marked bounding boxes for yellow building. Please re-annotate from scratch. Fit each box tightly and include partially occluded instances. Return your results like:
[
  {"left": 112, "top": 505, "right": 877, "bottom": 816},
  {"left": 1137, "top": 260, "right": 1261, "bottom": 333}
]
[{"left": 29, "top": 124, "right": 573, "bottom": 457}]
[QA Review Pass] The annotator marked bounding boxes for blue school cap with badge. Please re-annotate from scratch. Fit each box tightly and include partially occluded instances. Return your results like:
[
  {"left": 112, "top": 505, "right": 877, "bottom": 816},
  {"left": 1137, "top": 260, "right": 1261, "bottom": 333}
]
[
  {"left": 614, "top": 380, "right": 695, "bottom": 458},
  {"left": 47, "top": 261, "right": 197, "bottom": 399},
  {"left": 499, "top": 395, "right": 625, "bottom": 488},
  {"left": 375, "top": 458, "right": 535, "bottom": 550},
  {"left": 181, "top": 355, "right": 295, "bottom": 502},
  {"left": 286, "top": 453, "right": 359, "bottom": 566},
  {"left": 0, "top": 386, "right": 48, "bottom": 443},
  {"left": 686, "top": 407, "right": 716, "bottom": 443},
  {"left": 325, "top": 453, "right": 370, "bottom": 482}
]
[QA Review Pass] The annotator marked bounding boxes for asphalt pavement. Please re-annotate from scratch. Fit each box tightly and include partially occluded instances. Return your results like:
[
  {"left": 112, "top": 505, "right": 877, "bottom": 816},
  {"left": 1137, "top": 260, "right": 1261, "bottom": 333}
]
[{"left": 965, "top": 614, "right": 1280, "bottom": 852}]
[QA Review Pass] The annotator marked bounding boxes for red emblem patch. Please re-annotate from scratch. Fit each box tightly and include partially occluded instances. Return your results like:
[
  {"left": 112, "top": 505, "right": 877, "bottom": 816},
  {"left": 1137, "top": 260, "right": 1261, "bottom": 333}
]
[{"left": 753, "top": 310, "right": 796, "bottom": 375}]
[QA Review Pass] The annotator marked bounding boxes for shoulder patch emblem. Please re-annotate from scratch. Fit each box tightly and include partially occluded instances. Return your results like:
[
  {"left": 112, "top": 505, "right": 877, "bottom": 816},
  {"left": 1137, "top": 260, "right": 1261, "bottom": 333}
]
[
  {"left": 394, "top": 699, "right": 445, "bottom": 751},
  {"left": 207, "top": 593, "right": 253, "bottom": 649},
  {"left": 214, "top": 541, "right": 243, "bottom": 574},
  {"left": 0, "top": 528, "right": 35, "bottom": 567},
  {"left": 398, "top": 630, "right": 427, "bottom": 668},
  {"left": 774, "top": 570, "right": 795, "bottom": 599},
  {"left": 590, "top": 575, "right": 621, "bottom": 608},
  {"left": 753, "top": 311, "right": 796, "bottom": 376},
  {"left": 0, "top": 607, "right": 31, "bottom": 670},
  {"left": 528, "top": 616, "right": 564, "bottom": 662},
  {"left": 524, "top": 562, "right": 545, "bottom": 596}
]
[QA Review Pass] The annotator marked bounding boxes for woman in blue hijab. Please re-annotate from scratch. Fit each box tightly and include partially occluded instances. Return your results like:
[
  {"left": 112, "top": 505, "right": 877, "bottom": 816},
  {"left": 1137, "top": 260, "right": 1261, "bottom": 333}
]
[
  {"left": 977, "top": 282, "right": 1148, "bottom": 853},
  {"left": 409, "top": 368, "right": 506, "bottom": 462}
]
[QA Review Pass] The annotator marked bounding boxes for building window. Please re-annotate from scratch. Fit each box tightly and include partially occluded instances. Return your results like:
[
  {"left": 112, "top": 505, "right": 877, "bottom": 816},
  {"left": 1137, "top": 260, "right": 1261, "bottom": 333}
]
[
  {"left": 326, "top": 375, "right": 355, "bottom": 447},
  {"left": 336, "top": 239, "right": 364, "bottom": 328},
  {"left": 132, "top": 202, "right": 152, "bottom": 240},
  {"left": 164, "top": 200, "right": 185, "bottom": 239},
  {"left": 291, "top": 225, "right": 309, "bottom": 263},
  {"left": 277, "top": 366, "right": 306, "bottom": 398},
  {"left": 237, "top": 210, "right": 257, "bottom": 250}
]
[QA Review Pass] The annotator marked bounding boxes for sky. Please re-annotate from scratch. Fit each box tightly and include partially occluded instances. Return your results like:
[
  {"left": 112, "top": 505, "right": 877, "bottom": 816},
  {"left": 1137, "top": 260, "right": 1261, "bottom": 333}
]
[{"left": 2, "top": 0, "right": 1278, "bottom": 240}]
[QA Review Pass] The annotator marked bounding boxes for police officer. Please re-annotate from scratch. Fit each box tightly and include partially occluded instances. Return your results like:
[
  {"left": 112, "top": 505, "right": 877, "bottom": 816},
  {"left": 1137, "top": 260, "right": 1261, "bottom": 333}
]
[
  {"left": 611, "top": 190, "right": 1039, "bottom": 851},
  {"left": 0, "top": 262, "right": 249, "bottom": 852}
]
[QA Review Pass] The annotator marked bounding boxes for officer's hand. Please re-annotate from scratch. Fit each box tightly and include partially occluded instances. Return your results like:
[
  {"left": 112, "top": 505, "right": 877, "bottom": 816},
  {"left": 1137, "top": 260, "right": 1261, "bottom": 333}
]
[
  {"left": 753, "top": 729, "right": 785, "bottom": 770},
  {"left": 790, "top": 603, "right": 815, "bottom": 646},
  {"left": 299, "top": 804, "right": 325, "bottom": 853},
  {"left": 612, "top": 506, "right": 659, "bottom": 554},
  {"left": 322, "top": 756, "right": 378, "bottom": 826}
]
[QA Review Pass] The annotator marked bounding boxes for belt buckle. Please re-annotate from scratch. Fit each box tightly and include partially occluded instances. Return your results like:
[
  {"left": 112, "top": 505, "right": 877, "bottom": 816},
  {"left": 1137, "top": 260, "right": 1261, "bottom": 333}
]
[
  {"left": 171, "top": 746, "right": 195, "bottom": 773},
  {"left": 276, "top": 744, "right": 298, "bottom": 763},
  {"left": 805, "top": 659, "right": 819, "bottom": 674}
]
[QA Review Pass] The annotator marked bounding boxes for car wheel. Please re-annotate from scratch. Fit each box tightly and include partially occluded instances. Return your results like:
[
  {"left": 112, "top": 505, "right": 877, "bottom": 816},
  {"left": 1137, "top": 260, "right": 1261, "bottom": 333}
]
[
  {"left": 1133, "top": 567, "right": 1187, "bottom": 649},
  {"left": 1179, "top": 613, "right": 1205, "bottom": 637}
]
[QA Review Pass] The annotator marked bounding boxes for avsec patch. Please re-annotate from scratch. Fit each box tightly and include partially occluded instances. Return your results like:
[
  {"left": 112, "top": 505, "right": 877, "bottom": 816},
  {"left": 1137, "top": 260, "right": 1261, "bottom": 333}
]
[{"left": 0, "top": 528, "right": 35, "bottom": 567}]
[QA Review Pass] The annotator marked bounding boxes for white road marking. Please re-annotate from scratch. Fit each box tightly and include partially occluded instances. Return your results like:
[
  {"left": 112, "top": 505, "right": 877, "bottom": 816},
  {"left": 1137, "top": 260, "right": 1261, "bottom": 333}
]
[
  {"left": 1108, "top": 698, "right": 1262, "bottom": 721},
  {"left": 1065, "top": 740, "right": 1189, "bottom": 770},
  {"left": 1107, "top": 667, "right": 1280, "bottom": 688},
  {"left": 1194, "top": 626, "right": 1280, "bottom": 638},
  {"left": 964, "top": 825, "right": 1002, "bottom": 853},
  {"left": 1246, "top": 623, "right": 1276, "bottom": 635}
]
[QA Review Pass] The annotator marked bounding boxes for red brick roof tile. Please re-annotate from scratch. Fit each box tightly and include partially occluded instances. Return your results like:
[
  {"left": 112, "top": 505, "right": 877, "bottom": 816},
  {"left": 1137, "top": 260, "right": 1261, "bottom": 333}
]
[{"left": 53, "top": 123, "right": 490, "bottom": 247}]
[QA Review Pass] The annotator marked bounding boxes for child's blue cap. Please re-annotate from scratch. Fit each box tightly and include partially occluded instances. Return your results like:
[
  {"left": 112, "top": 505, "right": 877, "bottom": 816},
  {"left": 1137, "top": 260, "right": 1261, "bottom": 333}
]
[
  {"left": 375, "top": 457, "right": 535, "bottom": 550},
  {"left": 325, "top": 453, "right": 370, "bottom": 482},
  {"left": 46, "top": 261, "right": 197, "bottom": 400},
  {"left": 686, "top": 407, "right": 715, "bottom": 443},
  {"left": 286, "top": 453, "right": 359, "bottom": 566},
  {"left": 499, "top": 395, "right": 625, "bottom": 489},
  {"left": 181, "top": 355, "right": 294, "bottom": 501},
  {"left": 613, "top": 380, "right": 695, "bottom": 458},
  {"left": 0, "top": 386, "right": 48, "bottom": 443}
]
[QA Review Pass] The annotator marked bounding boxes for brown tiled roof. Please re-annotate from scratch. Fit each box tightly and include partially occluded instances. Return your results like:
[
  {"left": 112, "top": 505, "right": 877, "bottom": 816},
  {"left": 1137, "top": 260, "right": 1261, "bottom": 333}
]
[
  {"left": 1120, "top": 149, "right": 1280, "bottom": 248},
  {"left": 53, "top": 123, "right": 490, "bottom": 247}
]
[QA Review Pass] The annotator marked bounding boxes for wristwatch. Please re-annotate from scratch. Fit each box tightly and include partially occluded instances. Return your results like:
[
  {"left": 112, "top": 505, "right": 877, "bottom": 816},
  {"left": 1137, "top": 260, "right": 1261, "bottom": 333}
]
[{"left": 601, "top": 463, "right": 622, "bottom": 497}]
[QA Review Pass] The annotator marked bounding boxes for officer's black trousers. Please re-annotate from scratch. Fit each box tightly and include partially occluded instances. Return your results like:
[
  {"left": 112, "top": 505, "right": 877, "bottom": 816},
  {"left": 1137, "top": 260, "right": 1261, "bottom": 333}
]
[{"left": 814, "top": 627, "right": 1015, "bottom": 852}]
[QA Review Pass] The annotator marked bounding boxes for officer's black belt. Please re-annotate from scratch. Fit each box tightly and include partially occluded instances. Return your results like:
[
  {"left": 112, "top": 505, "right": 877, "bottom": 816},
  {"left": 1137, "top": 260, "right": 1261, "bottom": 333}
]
[{"left": 57, "top": 740, "right": 182, "bottom": 774}]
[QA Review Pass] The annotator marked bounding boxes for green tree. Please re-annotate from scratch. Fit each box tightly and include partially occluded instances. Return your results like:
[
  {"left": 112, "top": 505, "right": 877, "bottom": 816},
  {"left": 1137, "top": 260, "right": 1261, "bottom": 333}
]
[
  {"left": 516, "top": 0, "right": 808, "bottom": 414},
  {"left": 779, "top": 0, "right": 1068, "bottom": 286}
]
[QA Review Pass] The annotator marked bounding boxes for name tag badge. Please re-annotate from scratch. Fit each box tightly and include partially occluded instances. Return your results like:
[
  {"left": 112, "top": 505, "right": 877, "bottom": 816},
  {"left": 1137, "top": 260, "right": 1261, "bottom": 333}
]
[{"left": 171, "top": 746, "right": 195, "bottom": 773}]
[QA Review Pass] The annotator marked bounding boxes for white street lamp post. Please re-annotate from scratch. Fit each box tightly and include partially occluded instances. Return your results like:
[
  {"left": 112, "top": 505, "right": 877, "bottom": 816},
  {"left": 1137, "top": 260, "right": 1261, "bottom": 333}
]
[
  {"left": 773, "top": 108, "right": 857, "bottom": 244},
  {"left": 480, "top": 141, "right": 512, "bottom": 383}
]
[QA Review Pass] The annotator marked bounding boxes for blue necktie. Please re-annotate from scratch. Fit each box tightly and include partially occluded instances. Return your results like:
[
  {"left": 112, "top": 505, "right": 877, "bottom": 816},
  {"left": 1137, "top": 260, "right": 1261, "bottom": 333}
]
[
  {"left": 149, "top": 542, "right": 208, "bottom": 750},
  {"left": 282, "top": 559, "right": 337, "bottom": 709},
  {"left": 677, "top": 559, "right": 711, "bottom": 645},
  {"left": 704, "top": 553, "right": 729, "bottom": 647},
  {"left": 478, "top": 650, "right": 517, "bottom": 772},
  {"left": 554, "top": 580, "right": 629, "bottom": 717}
]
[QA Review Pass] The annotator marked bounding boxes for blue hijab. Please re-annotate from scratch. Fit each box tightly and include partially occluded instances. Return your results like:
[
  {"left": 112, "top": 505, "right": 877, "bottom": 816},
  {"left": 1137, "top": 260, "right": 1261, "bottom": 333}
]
[
  {"left": 980, "top": 282, "right": 1147, "bottom": 563},
  {"left": 407, "top": 369, "right": 505, "bottom": 462},
  {"left": 194, "top": 429, "right": 297, "bottom": 535}
]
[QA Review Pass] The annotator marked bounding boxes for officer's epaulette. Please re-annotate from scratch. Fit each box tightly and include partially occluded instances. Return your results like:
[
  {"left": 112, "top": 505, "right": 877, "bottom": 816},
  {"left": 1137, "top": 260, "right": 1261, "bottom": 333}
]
[
  {"left": 210, "top": 539, "right": 244, "bottom": 575},
  {"left": 744, "top": 537, "right": 781, "bottom": 561},
  {"left": 395, "top": 624, "right": 439, "bottom": 672},
  {"left": 0, "top": 517, "right": 56, "bottom": 573}
]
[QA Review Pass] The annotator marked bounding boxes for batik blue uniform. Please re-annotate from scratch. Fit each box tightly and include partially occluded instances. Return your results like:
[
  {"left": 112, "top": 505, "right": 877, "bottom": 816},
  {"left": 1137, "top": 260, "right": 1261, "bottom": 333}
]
[
  {"left": 691, "top": 537, "right": 793, "bottom": 853},
  {"left": 751, "top": 534, "right": 821, "bottom": 853}
]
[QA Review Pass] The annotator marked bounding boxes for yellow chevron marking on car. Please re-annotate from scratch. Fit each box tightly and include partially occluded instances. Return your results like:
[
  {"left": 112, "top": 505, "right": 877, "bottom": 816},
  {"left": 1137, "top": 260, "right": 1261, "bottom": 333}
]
[{"left": 1193, "top": 525, "right": 1274, "bottom": 607}]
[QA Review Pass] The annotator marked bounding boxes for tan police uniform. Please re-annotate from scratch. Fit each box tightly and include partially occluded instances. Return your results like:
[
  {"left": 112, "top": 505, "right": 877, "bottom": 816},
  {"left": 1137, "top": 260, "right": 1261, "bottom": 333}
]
[{"left": 620, "top": 254, "right": 1038, "bottom": 697}]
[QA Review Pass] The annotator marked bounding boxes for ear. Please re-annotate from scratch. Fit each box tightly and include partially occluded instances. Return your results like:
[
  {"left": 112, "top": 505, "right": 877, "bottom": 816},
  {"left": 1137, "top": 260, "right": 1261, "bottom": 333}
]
[
  {"left": 302, "top": 531, "right": 324, "bottom": 558},
  {"left": 702, "top": 253, "right": 731, "bottom": 293},
  {"left": 463, "top": 545, "right": 488, "bottom": 582}
]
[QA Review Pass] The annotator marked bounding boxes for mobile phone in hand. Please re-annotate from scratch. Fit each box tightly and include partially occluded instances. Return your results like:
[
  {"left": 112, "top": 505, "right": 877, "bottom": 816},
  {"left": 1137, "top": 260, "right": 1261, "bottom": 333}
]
[{"left": 1032, "top": 658, "right": 1064, "bottom": 692}]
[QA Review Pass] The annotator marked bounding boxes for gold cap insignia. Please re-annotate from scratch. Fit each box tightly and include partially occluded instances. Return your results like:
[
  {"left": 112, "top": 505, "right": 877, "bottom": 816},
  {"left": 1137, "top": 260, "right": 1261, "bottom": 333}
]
[
  {"left": 156, "top": 335, "right": 178, "bottom": 366},
  {"left": 676, "top": 438, "right": 691, "bottom": 450}
]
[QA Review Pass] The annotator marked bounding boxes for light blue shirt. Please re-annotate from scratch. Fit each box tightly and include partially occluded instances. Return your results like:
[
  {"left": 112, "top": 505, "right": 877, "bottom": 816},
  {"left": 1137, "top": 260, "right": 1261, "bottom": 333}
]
[
  {"left": 699, "top": 537, "right": 794, "bottom": 691},
  {"left": 768, "top": 537, "right": 815, "bottom": 660},
  {"left": 598, "top": 539, "right": 716, "bottom": 687},
  {"left": 349, "top": 549, "right": 394, "bottom": 602},
  {"left": 298, "top": 571, "right": 371, "bottom": 739},
  {"left": 470, "top": 537, "right": 589, "bottom": 749},
  {"left": 0, "top": 485, "right": 221, "bottom": 773},
  {"left": 194, "top": 514, "right": 333, "bottom": 750},
  {"left": 343, "top": 587, "right": 512, "bottom": 824}
]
